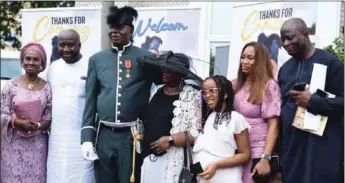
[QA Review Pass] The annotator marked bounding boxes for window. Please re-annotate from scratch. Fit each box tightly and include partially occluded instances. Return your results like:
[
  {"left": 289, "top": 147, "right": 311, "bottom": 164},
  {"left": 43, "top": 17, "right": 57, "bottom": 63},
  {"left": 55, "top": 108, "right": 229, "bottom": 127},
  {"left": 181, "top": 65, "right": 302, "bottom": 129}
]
[
  {"left": 209, "top": 42, "right": 230, "bottom": 76},
  {"left": 1, "top": 58, "right": 21, "bottom": 79}
]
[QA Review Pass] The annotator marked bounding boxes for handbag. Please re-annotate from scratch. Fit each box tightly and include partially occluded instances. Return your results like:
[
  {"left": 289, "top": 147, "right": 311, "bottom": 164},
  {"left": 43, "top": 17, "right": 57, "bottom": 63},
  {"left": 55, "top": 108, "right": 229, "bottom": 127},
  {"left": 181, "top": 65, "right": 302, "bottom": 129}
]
[
  {"left": 13, "top": 99, "right": 42, "bottom": 137},
  {"left": 179, "top": 131, "right": 196, "bottom": 183},
  {"left": 251, "top": 155, "right": 280, "bottom": 183}
]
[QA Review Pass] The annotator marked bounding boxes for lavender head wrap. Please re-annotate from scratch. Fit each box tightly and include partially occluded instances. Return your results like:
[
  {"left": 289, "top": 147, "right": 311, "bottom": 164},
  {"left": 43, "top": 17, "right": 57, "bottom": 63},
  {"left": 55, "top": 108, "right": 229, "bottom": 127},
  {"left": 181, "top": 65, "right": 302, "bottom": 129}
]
[{"left": 20, "top": 42, "right": 47, "bottom": 71}]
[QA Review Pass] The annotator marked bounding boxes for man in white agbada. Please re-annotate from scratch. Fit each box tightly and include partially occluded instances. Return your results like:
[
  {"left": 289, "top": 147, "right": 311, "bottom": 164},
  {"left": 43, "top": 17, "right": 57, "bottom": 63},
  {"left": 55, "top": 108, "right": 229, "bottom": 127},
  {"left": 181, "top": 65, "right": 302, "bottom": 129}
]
[{"left": 46, "top": 29, "right": 96, "bottom": 183}]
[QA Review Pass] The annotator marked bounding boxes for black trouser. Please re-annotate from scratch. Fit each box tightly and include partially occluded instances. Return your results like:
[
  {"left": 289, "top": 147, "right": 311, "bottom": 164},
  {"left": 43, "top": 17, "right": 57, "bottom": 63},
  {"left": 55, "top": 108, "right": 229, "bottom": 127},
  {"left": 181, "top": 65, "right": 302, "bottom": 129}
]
[{"left": 94, "top": 126, "right": 142, "bottom": 183}]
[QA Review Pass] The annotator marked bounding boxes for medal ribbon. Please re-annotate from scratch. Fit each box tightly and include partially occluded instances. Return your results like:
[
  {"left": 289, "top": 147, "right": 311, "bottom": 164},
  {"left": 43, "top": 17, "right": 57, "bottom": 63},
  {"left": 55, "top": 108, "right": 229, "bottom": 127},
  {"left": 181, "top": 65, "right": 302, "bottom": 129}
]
[{"left": 125, "top": 60, "right": 132, "bottom": 69}]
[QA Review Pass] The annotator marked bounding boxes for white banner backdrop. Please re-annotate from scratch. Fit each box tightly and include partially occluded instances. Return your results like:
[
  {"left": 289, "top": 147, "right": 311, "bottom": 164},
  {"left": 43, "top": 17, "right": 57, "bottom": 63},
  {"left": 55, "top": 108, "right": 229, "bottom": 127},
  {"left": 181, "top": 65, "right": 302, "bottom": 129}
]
[
  {"left": 134, "top": 8, "right": 201, "bottom": 74},
  {"left": 227, "top": 2, "right": 317, "bottom": 80},
  {"left": 21, "top": 7, "right": 102, "bottom": 79},
  {"left": 133, "top": 7, "right": 202, "bottom": 94},
  {"left": 21, "top": 7, "right": 202, "bottom": 80}
]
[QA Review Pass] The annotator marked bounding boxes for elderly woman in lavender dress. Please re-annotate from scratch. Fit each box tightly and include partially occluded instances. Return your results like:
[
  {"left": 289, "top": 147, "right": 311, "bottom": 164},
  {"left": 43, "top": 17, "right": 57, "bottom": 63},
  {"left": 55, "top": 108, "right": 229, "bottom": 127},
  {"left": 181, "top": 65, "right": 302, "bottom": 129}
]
[{"left": 1, "top": 43, "right": 52, "bottom": 183}]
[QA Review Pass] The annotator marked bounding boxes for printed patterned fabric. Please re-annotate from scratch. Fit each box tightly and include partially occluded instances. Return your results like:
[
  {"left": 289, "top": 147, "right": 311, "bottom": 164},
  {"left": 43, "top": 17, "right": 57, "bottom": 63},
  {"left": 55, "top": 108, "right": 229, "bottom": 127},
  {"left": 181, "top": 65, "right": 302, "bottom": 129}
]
[
  {"left": 13, "top": 99, "right": 43, "bottom": 137},
  {"left": 233, "top": 79, "right": 281, "bottom": 183},
  {"left": 1, "top": 78, "right": 52, "bottom": 183},
  {"left": 141, "top": 84, "right": 201, "bottom": 183}
]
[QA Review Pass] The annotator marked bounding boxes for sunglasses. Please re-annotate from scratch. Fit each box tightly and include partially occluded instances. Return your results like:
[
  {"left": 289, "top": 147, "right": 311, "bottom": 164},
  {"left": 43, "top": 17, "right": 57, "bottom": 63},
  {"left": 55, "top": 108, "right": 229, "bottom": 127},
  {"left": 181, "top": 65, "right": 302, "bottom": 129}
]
[{"left": 201, "top": 88, "right": 219, "bottom": 96}]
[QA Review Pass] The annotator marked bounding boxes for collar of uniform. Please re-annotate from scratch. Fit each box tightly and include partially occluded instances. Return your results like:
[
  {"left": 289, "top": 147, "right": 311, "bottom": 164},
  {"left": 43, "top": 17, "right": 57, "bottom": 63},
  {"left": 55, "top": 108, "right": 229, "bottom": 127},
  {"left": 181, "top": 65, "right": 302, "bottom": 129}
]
[{"left": 111, "top": 42, "right": 132, "bottom": 53}]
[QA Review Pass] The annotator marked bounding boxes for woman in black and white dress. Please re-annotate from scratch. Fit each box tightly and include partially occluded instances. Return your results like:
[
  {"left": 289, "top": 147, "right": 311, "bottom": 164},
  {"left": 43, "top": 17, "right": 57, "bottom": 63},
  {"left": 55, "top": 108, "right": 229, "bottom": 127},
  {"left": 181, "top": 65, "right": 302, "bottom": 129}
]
[{"left": 139, "top": 52, "right": 202, "bottom": 183}]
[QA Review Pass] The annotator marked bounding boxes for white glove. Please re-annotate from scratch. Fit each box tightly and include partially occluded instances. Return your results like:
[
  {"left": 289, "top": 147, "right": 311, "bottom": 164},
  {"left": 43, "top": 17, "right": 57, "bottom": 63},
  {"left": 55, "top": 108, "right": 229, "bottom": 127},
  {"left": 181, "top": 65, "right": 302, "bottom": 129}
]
[{"left": 81, "top": 142, "right": 99, "bottom": 161}]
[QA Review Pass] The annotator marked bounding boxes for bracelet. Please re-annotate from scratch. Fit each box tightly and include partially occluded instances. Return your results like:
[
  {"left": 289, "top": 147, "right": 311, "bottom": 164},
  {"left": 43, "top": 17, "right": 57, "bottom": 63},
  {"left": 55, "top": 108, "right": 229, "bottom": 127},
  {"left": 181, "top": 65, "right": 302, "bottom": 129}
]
[
  {"left": 37, "top": 122, "right": 42, "bottom": 130},
  {"left": 11, "top": 117, "right": 16, "bottom": 129}
]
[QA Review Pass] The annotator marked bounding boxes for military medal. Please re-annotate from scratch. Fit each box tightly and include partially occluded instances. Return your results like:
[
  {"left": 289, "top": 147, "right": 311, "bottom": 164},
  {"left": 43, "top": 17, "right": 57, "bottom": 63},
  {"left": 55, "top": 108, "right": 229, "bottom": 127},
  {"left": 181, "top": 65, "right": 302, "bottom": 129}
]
[{"left": 125, "top": 59, "right": 132, "bottom": 79}]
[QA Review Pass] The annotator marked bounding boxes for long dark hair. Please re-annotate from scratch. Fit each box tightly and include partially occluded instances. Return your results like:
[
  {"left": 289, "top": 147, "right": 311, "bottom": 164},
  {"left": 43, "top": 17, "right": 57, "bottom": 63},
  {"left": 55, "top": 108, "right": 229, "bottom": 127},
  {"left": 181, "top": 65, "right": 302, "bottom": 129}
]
[
  {"left": 235, "top": 41, "right": 273, "bottom": 104},
  {"left": 202, "top": 75, "right": 234, "bottom": 115},
  {"left": 202, "top": 75, "right": 235, "bottom": 129}
]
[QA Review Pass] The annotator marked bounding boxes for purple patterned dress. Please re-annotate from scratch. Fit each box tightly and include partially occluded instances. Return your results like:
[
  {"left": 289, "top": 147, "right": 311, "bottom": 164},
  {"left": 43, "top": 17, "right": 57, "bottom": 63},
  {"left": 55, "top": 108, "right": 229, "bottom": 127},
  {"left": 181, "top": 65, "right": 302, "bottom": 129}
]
[
  {"left": 233, "top": 79, "right": 281, "bottom": 183},
  {"left": 1, "top": 78, "right": 52, "bottom": 183}
]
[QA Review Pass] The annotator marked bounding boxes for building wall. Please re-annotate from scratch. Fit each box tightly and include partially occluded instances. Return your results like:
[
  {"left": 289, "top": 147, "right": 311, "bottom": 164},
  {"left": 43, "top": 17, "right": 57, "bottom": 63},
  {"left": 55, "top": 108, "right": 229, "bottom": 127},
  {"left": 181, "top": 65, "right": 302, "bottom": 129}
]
[
  {"left": 75, "top": 1, "right": 189, "bottom": 8},
  {"left": 74, "top": 2, "right": 101, "bottom": 7},
  {"left": 341, "top": 1, "right": 344, "bottom": 35},
  {"left": 62, "top": 1, "right": 345, "bottom": 39},
  {"left": 75, "top": 1, "right": 343, "bottom": 37}
]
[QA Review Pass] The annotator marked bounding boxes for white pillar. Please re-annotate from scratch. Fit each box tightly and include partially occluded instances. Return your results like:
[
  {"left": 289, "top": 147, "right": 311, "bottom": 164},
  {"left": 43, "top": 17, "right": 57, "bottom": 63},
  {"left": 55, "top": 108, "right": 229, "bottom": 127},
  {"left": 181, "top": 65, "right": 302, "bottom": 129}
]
[
  {"left": 315, "top": 2, "right": 341, "bottom": 48},
  {"left": 101, "top": 1, "right": 115, "bottom": 50}
]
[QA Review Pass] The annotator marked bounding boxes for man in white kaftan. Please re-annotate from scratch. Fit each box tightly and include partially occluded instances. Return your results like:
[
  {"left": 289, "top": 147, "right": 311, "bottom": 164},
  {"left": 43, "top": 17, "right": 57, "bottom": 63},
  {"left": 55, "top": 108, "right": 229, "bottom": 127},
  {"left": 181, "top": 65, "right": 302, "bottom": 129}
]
[{"left": 46, "top": 29, "right": 95, "bottom": 183}]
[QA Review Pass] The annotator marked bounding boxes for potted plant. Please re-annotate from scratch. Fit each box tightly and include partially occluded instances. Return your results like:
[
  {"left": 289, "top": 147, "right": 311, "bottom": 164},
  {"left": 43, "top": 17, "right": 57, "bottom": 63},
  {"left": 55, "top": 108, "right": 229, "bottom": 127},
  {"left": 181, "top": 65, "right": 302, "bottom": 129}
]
[
  {"left": 324, "top": 36, "right": 344, "bottom": 127},
  {"left": 323, "top": 37, "right": 344, "bottom": 63}
]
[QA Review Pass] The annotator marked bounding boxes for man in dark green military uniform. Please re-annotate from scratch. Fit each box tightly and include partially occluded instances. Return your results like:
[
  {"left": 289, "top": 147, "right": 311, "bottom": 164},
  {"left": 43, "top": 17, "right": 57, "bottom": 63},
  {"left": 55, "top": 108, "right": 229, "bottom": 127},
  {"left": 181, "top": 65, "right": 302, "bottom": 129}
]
[{"left": 80, "top": 6, "right": 161, "bottom": 183}]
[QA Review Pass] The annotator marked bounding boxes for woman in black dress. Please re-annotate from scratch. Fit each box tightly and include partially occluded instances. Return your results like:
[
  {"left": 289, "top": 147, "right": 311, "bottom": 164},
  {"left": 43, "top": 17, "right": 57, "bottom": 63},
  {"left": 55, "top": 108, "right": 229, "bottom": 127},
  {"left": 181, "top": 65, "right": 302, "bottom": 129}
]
[{"left": 139, "top": 52, "right": 202, "bottom": 183}]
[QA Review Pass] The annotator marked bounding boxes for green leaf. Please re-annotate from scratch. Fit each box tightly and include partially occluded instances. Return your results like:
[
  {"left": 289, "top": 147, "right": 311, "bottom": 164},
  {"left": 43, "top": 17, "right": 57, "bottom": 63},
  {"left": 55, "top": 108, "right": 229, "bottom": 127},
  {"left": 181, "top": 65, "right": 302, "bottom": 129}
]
[{"left": 323, "top": 36, "right": 344, "bottom": 63}]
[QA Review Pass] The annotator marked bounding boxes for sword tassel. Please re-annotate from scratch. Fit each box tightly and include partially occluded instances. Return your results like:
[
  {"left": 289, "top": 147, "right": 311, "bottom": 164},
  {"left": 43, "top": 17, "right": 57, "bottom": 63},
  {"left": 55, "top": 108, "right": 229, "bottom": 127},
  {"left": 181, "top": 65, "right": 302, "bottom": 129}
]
[{"left": 130, "top": 138, "right": 136, "bottom": 183}]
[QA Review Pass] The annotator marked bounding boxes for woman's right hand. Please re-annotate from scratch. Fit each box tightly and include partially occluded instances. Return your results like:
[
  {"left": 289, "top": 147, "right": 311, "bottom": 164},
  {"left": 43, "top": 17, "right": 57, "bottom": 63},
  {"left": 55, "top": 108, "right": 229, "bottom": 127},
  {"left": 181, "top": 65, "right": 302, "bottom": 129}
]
[
  {"left": 199, "top": 162, "right": 218, "bottom": 180},
  {"left": 14, "top": 119, "right": 38, "bottom": 132}
]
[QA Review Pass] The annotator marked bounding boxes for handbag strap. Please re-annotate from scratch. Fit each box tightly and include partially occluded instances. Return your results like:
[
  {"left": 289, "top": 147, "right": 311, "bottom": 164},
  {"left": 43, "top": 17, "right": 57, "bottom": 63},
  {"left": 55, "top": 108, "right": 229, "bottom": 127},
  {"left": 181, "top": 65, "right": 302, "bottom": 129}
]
[
  {"left": 183, "top": 139, "right": 188, "bottom": 168},
  {"left": 183, "top": 131, "right": 193, "bottom": 170}
]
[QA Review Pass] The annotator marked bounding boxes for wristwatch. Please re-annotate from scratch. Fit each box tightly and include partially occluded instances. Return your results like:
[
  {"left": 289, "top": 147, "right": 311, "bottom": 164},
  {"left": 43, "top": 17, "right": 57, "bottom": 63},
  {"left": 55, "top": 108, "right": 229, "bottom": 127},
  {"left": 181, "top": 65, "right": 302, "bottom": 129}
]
[
  {"left": 168, "top": 136, "right": 175, "bottom": 146},
  {"left": 261, "top": 153, "right": 272, "bottom": 160}
]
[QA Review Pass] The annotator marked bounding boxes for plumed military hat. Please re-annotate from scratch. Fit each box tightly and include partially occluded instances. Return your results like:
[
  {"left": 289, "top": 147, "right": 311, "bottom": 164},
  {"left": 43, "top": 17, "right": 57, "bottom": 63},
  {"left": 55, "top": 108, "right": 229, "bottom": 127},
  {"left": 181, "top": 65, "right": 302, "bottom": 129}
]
[{"left": 107, "top": 6, "right": 138, "bottom": 27}]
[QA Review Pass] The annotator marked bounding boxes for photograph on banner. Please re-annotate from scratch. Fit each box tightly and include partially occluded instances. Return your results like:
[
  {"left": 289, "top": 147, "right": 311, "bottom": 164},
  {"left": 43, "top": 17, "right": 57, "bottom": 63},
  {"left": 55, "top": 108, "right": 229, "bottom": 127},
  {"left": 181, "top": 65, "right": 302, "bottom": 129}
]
[
  {"left": 132, "top": 8, "right": 201, "bottom": 95},
  {"left": 230, "top": 2, "right": 317, "bottom": 79},
  {"left": 21, "top": 8, "right": 102, "bottom": 78}
]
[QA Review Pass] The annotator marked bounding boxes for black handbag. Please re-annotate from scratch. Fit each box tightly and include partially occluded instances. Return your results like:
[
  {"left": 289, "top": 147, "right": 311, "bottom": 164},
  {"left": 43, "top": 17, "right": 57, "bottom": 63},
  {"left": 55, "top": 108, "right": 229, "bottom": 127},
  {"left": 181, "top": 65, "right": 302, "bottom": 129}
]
[
  {"left": 251, "top": 155, "right": 280, "bottom": 183},
  {"left": 179, "top": 131, "right": 196, "bottom": 183}
]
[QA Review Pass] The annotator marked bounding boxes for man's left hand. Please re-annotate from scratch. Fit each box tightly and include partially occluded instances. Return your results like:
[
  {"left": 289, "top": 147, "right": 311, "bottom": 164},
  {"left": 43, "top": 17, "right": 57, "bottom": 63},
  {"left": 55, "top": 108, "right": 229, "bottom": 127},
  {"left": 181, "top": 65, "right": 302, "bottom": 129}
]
[
  {"left": 150, "top": 136, "right": 170, "bottom": 154},
  {"left": 290, "top": 90, "right": 312, "bottom": 108}
]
